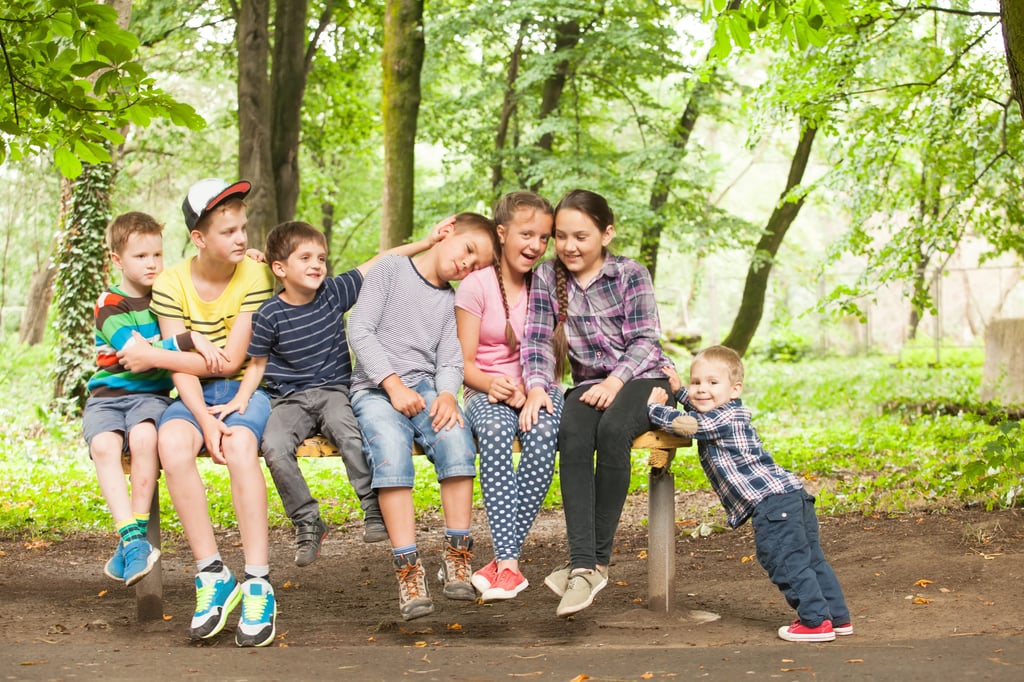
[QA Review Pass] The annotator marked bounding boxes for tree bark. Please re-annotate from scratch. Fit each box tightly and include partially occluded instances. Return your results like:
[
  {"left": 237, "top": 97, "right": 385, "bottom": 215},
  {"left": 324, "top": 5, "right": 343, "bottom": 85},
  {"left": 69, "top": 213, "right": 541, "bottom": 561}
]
[
  {"left": 491, "top": 26, "right": 525, "bottom": 194},
  {"left": 19, "top": 177, "right": 70, "bottom": 346},
  {"left": 237, "top": 0, "right": 277, "bottom": 249},
  {"left": 722, "top": 123, "right": 817, "bottom": 357},
  {"left": 533, "top": 19, "right": 581, "bottom": 173},
  {"left": 380, "top": 0, "right": 424, "bottom": 250},
  {"left": 1001, "top": 0, "right": 1024, "bottom": 120},
  {"left": 269, "top": 0, "right": 308, "bottom": 229}
]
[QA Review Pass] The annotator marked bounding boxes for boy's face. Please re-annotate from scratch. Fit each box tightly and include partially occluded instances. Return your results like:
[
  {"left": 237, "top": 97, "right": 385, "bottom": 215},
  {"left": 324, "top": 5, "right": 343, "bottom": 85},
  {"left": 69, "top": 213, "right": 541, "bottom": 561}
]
[
  {"left": 272, "top": 239, "right": 327, "bottom": 296},
  {"left": 111, "top": 232, "right": 163, "bottom": 296},
  {"left": 435, "top": 229, "right": 495, "bottom": 282},
  {"left": 499, "top": 208, "right": 552, "bottom": 276},
  {"left": 193, "top": 202, "right": 248, "bottom": 264},
  {"left": 687, "top": 357, "right": 742, "bottom": 413}
]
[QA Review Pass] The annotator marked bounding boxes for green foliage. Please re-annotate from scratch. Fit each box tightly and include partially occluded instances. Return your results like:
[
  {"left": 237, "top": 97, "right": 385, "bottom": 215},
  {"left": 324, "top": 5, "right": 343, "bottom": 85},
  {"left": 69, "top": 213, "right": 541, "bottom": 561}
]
[{"left": 0, "top": 0, "right": 204, "bottom": 178}]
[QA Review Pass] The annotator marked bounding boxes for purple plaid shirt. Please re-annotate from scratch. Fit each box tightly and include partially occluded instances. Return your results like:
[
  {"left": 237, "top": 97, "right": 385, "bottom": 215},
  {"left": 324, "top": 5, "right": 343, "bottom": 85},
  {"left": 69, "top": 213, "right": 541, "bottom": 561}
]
[
  {"left": 521, "top": 255, "right": 671, "bottom": 391},
  {"left": 648, "top": 389, "right": 803, "bottom": 528}
]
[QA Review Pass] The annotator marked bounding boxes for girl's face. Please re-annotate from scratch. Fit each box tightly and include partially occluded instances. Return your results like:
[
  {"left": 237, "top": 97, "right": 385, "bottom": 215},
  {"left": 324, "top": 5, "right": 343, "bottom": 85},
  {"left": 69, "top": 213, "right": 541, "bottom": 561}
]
[
  {"left": 553, "top": 208, "right": 614, "bottom": 283},
  {"left": 498, "top": 208, "right": 552, "bottom": 276}
]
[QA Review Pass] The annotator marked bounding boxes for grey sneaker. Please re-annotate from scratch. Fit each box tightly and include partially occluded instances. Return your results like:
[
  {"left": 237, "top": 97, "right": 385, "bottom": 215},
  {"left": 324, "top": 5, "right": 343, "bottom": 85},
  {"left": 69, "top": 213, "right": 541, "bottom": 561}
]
[
  {"left": 294, "top": 518, "right": 328, "bottom": 567},
  {"left": 394, "top": 552, "right": 434, "bottom": 621},
  {"left": 363, "top": 515, "right": 388, "bottom": 543},
  {"left": 436, "top": 535, "right": 475, "bottom": 601},
  {"left": 544, "top": 562, "right": 572, "bottom": 597},
  {"left": 555, "top": 569, "right": 608, "bottom": 617}
]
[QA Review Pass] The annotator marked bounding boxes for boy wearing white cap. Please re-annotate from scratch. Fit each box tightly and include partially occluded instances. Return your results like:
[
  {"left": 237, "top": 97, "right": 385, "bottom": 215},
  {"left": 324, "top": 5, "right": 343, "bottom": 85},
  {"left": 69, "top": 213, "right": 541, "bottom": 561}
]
[{"left": 119, "top": 178, "right": 277, "bottom": 647}]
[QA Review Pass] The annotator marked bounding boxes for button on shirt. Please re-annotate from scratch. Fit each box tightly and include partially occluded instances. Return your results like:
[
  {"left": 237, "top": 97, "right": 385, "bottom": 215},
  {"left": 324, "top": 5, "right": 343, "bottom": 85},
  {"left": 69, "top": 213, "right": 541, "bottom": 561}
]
[{"left": 522, "top": 255, "right": 671, "bottom": 390}]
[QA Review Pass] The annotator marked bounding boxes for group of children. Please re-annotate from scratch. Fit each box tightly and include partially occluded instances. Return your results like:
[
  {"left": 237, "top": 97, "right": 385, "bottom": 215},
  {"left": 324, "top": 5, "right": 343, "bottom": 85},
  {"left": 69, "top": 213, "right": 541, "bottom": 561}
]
[{"left": 83, "top": 178, "right": 851, "bottom": 648}]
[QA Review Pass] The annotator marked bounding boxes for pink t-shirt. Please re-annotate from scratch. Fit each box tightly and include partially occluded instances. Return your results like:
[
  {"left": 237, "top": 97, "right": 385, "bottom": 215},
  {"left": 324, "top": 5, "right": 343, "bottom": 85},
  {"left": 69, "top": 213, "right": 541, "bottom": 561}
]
[{"left": 454, "top": 266, "right": 528, "bottom": 401}]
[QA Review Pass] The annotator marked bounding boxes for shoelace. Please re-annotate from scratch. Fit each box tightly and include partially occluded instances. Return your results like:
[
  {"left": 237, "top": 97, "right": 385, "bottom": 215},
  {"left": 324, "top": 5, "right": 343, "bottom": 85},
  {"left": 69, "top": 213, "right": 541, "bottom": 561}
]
[
  {"left": 242, "top": 591, "right": 269, "bottom": 621},
  {"left": 195, "top": 583, "right": 217, "bottom": 612},
  {"left": 397, "top": 563, "right": 424, "bottom": 598},
  {"left": 444, "top": 545, "right": 472, "bottom": 581}
]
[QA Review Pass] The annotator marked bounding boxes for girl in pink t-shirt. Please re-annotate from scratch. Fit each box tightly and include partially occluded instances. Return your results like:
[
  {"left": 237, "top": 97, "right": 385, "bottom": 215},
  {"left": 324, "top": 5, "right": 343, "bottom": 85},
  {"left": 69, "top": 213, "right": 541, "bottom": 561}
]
[{"left": 455, "top": 191, "right": 563, "bottom": 602}]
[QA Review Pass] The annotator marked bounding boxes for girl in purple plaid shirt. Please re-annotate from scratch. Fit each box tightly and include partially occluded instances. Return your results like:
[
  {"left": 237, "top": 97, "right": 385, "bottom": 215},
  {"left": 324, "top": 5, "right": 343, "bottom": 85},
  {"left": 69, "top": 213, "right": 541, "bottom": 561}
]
[{"left": 520, "top": 189, "right": 675, "bottom": 617}]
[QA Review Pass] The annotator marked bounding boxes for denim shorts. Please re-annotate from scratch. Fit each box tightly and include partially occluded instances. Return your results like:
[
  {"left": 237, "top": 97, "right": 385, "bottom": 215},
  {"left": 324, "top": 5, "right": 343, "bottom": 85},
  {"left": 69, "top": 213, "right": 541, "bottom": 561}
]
[
  {"left": 351, "top": 380, "right": 477, "bottom": 488},
  {"left": 82, "top": 393, "right": 173, "bottom": 446},
  {"left": 158, "top": 379, "right": 271, "bottom": 442}
]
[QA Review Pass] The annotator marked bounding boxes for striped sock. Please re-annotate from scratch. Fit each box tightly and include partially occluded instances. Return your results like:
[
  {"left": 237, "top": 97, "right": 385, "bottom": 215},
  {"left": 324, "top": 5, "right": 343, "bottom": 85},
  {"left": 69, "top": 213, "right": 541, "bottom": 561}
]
[{"left": 117, "top": 518, "right": 144, "bottom": 544}]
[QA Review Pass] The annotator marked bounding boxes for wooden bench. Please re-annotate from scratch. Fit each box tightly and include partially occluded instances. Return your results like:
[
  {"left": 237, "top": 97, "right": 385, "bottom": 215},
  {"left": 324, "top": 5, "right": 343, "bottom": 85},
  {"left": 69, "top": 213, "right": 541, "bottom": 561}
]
[{"left": 126, "top": 431, "right": 690, "bottom": 621}]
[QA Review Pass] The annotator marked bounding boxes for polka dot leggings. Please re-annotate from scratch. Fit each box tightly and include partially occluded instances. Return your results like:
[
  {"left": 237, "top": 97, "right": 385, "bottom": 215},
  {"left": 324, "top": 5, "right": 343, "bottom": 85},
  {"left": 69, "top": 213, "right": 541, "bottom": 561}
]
[{"left": 466, "top": 387, "right": 564, "bottom": 561}]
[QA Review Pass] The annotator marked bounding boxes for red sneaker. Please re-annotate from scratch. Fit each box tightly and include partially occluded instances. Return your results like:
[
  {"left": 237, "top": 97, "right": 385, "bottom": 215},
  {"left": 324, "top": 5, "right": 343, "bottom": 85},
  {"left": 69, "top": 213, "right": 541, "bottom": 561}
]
[
  {"left": 481, "top": 568, "right": 529, "bottom": 602},
  {"left": 834, "top": 622, "right": 853, "bottom": 636},
  {"left": 471, "top": 559, "right": 498, "bottom": 593},
  {"left": 778, "top": 619, "right": 836, "bottom": 642}
]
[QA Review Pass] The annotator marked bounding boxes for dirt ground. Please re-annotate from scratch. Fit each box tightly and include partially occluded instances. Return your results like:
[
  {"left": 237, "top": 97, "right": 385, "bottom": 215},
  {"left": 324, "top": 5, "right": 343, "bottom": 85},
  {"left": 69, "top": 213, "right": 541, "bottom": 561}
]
[{"left": 2, "top": 492, "right": 1023, "bottom": 680}]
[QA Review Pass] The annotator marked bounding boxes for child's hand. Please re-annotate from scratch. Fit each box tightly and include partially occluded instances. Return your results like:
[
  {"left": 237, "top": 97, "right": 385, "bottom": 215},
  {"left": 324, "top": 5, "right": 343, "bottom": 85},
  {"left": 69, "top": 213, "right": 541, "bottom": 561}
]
[
  {"left": 579, "top": 376, "right": 623, "bottom": 411},
  {"left": 648, "top": 387, "right": 668, "bottom": 406},
  {"left": 387, "top": 382, "right": 427, "bottom": 418},
  {"left": 487, "top": 375, "right": 520, "bottom": 405},
  {"left": 670, "top": 415, "right": 698, "bottom": 436},
  {"left": 661, "top": 365, "right": 682, "bottom": 394},
  {"left": 246, "top": 248, "right": 266, "bottom": 263},
  {"left": 192, "top": 332, "right": 230, "bottom": 374},
  {"left": 506, "top": 385, "right": 527, "bottom": 410},
  {"left": 519, "top": 386, "right": 553, "bottom": 432},
  {"left": 198, "top": 412, "right": 232, "bottom": 464},
  {"left": 117, "top": 332, "right": 157, "bottom": 371},
  {"left": 427, "top": 215, "right": 456, "bottom": 245},
  {"left": 208, "top": 396, "right": 248, "bottom": 420},
  {"left": 429, "top": 392, "right": 464, "bottom": 432}
]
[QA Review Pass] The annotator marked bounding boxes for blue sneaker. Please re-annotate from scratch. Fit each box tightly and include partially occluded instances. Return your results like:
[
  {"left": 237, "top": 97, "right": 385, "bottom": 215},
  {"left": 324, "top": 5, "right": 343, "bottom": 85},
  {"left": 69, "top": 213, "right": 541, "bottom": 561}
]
[
  {"left": 189, "top": 568, "right": 242, "bottom": 640},
  {"left": 122, "top": 539, "right": 161, "bottom": 587},
  {"left": 103, "top": 541, "right": 125, "bottom": 582},
  {"left": 235, "top": 578, "right": 277, "bottom": 647}
]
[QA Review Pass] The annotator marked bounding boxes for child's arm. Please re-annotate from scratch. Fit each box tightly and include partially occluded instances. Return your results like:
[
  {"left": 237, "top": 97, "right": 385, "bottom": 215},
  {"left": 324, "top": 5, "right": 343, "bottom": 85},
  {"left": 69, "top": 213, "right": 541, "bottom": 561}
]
[
  {"left": 661, "top": 364, "right": 682, "bottom": 394},
  {"left": 429, "top": 391, "right": 464, "bottom": 432},
  {"left": 118, "top": 330, "right": 232, "bottom": 377},
  {"left": 455, "top": 307, "right": 525, "bottom": 408},
  {"left": 354, "top": 215, "right": 450, "bottom": 276},
  {"left": 209, "top": 356, "right": 267, "bottom": 419},
  {"left": 646, "top": 387, "right": 697, "bottom": 436},
  {"left": 380, "top": 374, "right": 426, "bottom": 417}
]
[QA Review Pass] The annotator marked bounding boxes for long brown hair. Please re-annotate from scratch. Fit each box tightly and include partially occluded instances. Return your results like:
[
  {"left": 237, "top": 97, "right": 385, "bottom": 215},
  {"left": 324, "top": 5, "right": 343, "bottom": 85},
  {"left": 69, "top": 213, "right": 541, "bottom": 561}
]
[
  {"left": 492, "top": 191, "right": 553, "bottom": 351},
  {"left": 551, "top": 189, "right": 614, "bottom": 379}
]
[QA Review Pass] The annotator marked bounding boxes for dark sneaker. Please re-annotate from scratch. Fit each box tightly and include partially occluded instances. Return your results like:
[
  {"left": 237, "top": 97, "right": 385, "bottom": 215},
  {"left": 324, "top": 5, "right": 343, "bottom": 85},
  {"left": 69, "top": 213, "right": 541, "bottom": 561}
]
[
  {"left": 556, "top": 569, "right": 608, "bottom": 617},
  {"left": 471, "top": 558, "right": 499, "bottom": 594},
  {"left": 834, "top": 622, "right": 854, "bottom": 636},
  {"left": 778, "top": 619, "right": 836, "bottom": 642},
  {"left": 294, "top": 518, "right": 328, "bottom": 567},
  {"left": 103, "top": 540, "right": 125, "bottom": 582},
  {"left": 394, "top": 553, "right": 433, "bottom": 621},
  {"left": 481, "top": 568, "right": 529, "bottom": 602},
  {"left": 436, "top": 536, "right": 475, "bottom": 601},
  {"left": 122, "top": 538, "right": 161, "bottom": 587},
  {"left": 189, "top": 568, "right": 242, "bottom": 640},
  {"left": 362, "top": 516, "right": 388, "bottom": 543},
  {"left": 235, "top": 578, "right": 277, "bottom": 647}
]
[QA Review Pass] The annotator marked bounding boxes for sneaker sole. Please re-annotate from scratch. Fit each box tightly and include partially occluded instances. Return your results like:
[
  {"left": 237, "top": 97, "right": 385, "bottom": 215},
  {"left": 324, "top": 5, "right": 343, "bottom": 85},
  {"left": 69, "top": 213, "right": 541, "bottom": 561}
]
[
  {"left": 124, "top": 548, "right": 162, "bottom": 587},
  {"left": 556, "top": 576, "right": 608, "bottom": 617},
  {"left": 363, "top": 528, "right": 389, "bottom": 543},
  {"left": 236, "top": 605, "right": 278, "bottom": 647},
  {"left": 437, "top": 567, "right": 476, "bottom": 601},
  {"left": 778, "top": 627, "right": 836, "bottom": 642},
  {"left": 190, "top": 584, "right": 243, "bottom": 640},
  {"left": 834, "top": 625, "right": 853, "bottom": 636},
  {"left": 470, "top": 574, "right": 492, "bottom": 593},
  {"left": 401, "top": 600, "right": 435, "bottom": 621},
  {"left": 481, "top": 578, "right": 529, "bottom": 602}
]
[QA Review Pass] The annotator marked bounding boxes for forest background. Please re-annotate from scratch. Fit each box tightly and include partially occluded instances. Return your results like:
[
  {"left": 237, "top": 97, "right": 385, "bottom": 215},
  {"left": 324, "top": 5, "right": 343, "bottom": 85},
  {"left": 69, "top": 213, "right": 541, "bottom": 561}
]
[{"left": 1, "top": 0, "right": 1024, "bottom": 533}]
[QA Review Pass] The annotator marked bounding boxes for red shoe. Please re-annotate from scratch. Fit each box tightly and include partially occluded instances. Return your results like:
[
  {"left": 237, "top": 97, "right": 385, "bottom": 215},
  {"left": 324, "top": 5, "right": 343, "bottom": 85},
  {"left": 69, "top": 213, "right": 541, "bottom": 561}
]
[
  {"left": 471, "top": 559, "right": 498, "bottom": 593},
  {"left": 778, "top": 619, "right": 836, "bottom": 642},
  {"left": 481, "top": 568, "right": 529, "bottom": 602},
  {"left": 834, "top": 622, "right": 853, "bottom": 636}
]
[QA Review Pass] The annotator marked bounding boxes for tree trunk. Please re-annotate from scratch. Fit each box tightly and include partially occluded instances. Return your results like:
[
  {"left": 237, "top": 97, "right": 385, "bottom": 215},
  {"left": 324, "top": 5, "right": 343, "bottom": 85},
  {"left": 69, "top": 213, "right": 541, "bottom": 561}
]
[
  {"left": 380, "top": 0, "right": 424, "bottom": 250},
  {"left": 722, "top": 123, "right": 817, "bottom": 357},
  {"left": 1001, "top": 0, "right": 1024, "bottom": 120},
  {"left": 532, "top": 19, "right": 581, "bottom": 192},
  {"left": 491, "top": 26, "right": 525, "bottom": 194},
  {"left": 981, "top": 318, "right": 1024, "bottom": 405},
  {"left": 19, "top": 178, "right": 70, "bottom": 346},
  {"left": 269, "top": 0, "right": 308, "bottom": 230},
  {"left": 237, "top": 0, "right": 277, "bottom": 250},
  {"left": 321, "top": 201, "right": 334, "bottom": 277}
]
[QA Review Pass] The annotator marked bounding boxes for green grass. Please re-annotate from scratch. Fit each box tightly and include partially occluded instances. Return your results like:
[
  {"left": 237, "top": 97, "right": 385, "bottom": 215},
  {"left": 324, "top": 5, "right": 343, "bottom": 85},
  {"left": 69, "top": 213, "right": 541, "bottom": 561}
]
[{"left": 1, "top": 338, "right": 1019, "bottom": 538}]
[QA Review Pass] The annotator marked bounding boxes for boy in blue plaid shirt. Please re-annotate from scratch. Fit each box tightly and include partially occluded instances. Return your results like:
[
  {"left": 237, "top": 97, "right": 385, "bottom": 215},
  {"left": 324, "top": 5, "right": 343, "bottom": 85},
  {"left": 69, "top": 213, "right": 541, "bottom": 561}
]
[{"left": 647, "top": 345, "right": 852, "bottom": 642}]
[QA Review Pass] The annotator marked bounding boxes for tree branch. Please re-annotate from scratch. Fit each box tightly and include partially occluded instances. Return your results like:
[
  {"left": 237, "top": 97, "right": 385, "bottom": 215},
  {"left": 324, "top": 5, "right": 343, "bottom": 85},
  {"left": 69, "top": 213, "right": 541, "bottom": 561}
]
[{"left": 0, "top": 29, "right": 19, "bottom": 126}]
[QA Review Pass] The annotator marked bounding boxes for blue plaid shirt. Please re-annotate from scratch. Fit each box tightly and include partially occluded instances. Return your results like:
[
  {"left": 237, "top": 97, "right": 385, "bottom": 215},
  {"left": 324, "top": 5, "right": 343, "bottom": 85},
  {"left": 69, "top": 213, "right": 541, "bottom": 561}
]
[
  {"left": 648, "top": 388, "right": 803, "bottom": 528},
  {"left": 522, "top": 255, "right": 671, "bottom": 391}
]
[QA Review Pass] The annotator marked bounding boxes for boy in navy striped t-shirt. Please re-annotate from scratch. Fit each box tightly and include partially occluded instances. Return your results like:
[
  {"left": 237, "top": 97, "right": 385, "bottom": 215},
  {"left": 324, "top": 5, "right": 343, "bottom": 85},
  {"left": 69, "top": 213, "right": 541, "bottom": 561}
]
[{"left": 213, "top": 220, "right": 441, "bottom": 567}]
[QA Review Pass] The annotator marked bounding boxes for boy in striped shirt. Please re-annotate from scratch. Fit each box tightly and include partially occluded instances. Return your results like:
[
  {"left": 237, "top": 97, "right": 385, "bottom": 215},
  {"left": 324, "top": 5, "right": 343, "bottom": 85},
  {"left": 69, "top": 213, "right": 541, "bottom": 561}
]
[
  {"left": 647, "top": 345, "right": 851, "bottom": 642},
  {"left": 213, "top": 220, "right": 443, "bottom": 567},
  {"left": 348, "top": 212, "right": 499, "bottom": 621}
]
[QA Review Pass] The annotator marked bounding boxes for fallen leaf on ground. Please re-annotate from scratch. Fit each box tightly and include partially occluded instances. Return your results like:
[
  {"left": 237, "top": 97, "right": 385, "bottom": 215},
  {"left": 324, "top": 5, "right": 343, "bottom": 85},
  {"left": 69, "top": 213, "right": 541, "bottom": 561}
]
[
  {"left": 914, "top": 579, "right": 934, "bottom": 588},
  {"left": 913, "top": 596, "right": 933, "bottom": 604}
]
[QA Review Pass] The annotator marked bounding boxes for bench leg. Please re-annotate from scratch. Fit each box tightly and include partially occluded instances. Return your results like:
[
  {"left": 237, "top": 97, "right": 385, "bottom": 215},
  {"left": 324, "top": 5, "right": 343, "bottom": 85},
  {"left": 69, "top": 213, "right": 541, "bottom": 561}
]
[
  {"left": 134, "top": 483, "right": 164, "bottom": 622},
  {"left": 647, "top": 455, "right": 676, "bottom": 613}
]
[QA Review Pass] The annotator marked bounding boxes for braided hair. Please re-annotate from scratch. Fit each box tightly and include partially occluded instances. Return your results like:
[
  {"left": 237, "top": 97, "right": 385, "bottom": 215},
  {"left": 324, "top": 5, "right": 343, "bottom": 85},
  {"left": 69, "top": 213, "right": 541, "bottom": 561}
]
[{"left": 492, "top": 191, "right": 554, "bottom": 351}]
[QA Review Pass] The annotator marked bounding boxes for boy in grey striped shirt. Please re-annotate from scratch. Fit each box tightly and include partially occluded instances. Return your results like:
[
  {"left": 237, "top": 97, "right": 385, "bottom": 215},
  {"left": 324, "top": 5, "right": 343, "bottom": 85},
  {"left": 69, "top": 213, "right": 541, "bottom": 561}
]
[{"left": 348, "top": 213, "right": 499, "bottom": 621}]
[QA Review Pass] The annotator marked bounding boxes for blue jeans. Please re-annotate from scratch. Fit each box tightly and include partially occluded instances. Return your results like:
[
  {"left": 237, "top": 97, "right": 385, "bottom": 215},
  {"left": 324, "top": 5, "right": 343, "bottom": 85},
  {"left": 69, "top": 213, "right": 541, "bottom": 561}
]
[
  {"left": 158, "top": 379, "right": 271, "bottom": 443},
  {"left": 466, "top": 387, "right": 563, "bottom": 560},
  {"left": 351, "top": 380, "right": 477, "bottom": 489},
  {"left": 751, "top": 490, "right": 850, "bottom": 627}
]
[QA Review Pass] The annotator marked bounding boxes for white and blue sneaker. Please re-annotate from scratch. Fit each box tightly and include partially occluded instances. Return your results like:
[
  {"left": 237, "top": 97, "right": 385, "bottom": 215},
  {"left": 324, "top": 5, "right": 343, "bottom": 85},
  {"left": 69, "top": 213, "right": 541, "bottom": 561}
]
[
  {"left": 189, "top": 567, "right": 242, "bottom": 640},
  {"left": 122, "top": 538, "right": 161, "bottom": 587},
  {"left": 235, "top": 577, "right": 277, "bottom": 647},
  {"left": 103, "top": 541, "right": 125, "bottom": 582}
]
